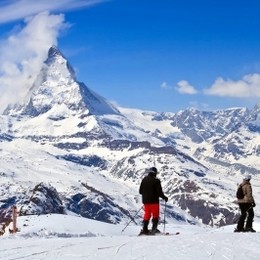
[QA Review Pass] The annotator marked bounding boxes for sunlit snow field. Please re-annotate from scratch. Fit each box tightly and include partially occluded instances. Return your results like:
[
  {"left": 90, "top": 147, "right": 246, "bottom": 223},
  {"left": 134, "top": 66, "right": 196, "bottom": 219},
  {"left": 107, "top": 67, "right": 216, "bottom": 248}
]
[{"left": 1, "top": 214, "right": 260, "bottom": 260}]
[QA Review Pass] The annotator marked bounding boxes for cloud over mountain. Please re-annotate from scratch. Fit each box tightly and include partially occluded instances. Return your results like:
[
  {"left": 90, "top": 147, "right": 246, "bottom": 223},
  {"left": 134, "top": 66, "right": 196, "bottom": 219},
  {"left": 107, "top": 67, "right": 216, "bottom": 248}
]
[
  {"left": 0, "top": 0, "right": 104, "bottom": 24},
  {"left": 204, "top": 74, "right": 260, "bottom": 98},
  {"left": 0, "top": 12, "right": 67, "bottom": 113},
  {"left": 176, "top": 80, "right": 198, "bottom": 95}
]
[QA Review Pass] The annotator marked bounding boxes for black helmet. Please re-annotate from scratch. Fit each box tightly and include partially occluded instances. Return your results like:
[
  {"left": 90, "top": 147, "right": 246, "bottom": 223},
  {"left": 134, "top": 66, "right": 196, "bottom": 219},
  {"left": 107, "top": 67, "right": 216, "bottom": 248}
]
[{"left": 149, "top": 167, "right": 157, "bottom": 176}]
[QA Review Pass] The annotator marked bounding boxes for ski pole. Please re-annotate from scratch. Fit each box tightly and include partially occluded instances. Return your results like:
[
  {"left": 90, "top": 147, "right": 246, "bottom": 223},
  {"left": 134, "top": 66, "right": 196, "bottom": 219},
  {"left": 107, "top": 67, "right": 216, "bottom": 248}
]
[
  {"left": 217, "top": 206, "right": 254, "bottom": 227},
  {"left": 121, "top": 206, "right": 143, "bottom": 233},
  {"left": 215, "top": 210, "right": 234, "bottom": 227},
  {"left": 163, "top": 201, "right": 167, "bottom": 233}
]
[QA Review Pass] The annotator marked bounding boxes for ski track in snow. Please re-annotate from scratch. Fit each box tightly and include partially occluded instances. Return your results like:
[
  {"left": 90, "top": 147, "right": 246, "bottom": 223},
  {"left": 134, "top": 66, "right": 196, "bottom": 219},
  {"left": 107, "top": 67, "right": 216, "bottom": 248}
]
[
  {"left": 1, "top": 215, "right": 260, "bottom": 260},
  {"left": 2, "top": 233, "right": 260, "bottom": 260}
]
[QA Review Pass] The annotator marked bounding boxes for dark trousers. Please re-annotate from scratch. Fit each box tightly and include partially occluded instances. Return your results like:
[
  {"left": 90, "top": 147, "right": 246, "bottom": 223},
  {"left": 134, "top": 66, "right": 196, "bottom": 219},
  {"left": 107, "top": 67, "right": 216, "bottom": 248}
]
[{"left": 237, "top": 203, "right": 254, "bottom": 230}]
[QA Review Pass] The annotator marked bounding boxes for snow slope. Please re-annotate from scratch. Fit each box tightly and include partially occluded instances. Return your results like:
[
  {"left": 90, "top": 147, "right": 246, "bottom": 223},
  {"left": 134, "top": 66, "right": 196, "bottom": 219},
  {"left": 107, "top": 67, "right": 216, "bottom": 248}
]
[{"left": 1, "top": 214, "right": 260, "bottom": 260}]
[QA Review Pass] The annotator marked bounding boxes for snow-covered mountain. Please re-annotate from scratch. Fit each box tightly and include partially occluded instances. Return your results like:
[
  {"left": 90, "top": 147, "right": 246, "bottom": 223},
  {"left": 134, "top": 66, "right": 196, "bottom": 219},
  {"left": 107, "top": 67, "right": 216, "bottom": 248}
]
[
  {"left": 1, "top": 46, "right": 259, "bottom": 235},
  {"left": 4, "top": 47, "right": 120, "bottom": 117}
]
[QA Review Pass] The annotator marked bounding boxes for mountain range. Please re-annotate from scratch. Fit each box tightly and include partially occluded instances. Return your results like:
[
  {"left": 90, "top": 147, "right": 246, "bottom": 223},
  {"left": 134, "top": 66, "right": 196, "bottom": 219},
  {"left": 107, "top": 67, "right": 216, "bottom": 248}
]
[{"left": 0, "top": 46, "right": 259, "bottom": 234}]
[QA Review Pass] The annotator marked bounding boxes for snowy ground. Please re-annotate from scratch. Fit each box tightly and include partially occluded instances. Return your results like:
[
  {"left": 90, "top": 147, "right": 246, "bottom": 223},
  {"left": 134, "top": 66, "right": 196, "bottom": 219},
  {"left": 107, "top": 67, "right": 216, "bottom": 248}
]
[{"left": 1, "top": 214, "right": 260, "bottom": 260}]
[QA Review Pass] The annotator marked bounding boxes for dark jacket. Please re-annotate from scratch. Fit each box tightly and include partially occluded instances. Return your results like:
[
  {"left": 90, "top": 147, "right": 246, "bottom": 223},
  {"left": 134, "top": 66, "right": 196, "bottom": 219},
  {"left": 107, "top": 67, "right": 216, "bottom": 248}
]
[{"left": 139, "top": 172, "right": 167, "bottom": 204}]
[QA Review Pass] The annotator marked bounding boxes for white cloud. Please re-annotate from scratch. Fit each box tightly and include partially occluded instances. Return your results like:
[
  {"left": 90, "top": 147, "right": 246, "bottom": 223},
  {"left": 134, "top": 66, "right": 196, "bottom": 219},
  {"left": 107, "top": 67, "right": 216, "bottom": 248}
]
[
  {"left": 204, "top": 73, "right": 260, "bottom": 97},
  {"left": 0, "top": 12, "right": 68, "bottom": 112},
  {"left": 0, "top": 0, "right": 106, "bottom": 24},
  {"left": 160, "top": 82, "right": 172, "bottom": 90},
  {"left": 175, "top": 80, "right": 198, "bottom": 95},
  {"left": 0, "top": 0, "right": 106, "bottom": 112}
]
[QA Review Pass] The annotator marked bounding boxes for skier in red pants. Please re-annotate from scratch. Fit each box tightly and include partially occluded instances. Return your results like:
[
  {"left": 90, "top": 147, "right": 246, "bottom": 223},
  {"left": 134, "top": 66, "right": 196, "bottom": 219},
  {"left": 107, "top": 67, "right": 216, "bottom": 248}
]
[{"left": 139, "top": 167, "right": 168, "bottom": 235}]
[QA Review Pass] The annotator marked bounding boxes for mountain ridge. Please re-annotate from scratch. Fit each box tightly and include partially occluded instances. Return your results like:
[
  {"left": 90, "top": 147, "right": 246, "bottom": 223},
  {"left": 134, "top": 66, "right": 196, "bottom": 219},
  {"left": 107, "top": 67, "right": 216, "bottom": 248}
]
[{"left": 0, "top": 46, "right": 259, "bottom": 233}]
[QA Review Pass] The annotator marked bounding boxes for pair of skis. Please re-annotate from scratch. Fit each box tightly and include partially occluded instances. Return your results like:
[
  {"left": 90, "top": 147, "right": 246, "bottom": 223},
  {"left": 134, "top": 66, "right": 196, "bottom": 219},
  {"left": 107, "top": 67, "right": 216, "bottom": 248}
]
[{"left": 138, "top": 230, "right": 180, "bottom": 236}]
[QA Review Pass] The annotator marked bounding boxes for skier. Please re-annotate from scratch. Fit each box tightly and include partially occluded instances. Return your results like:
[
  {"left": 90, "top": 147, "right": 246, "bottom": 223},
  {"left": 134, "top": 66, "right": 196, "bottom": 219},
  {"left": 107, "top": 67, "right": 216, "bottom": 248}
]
[
  {"left": 139, "top": 167, "right": 168, "bottom": 235},
  {"left": 234, "top": 175, "right": 256, "bottom": 232}
]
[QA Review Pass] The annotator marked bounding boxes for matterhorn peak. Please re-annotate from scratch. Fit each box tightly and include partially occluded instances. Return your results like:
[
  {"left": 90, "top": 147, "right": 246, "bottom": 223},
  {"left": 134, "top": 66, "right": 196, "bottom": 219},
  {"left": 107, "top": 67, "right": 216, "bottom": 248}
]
[
  {"left": 43, "top": 45, "right": 76, "bottom": 79},
  {"left": 48, "top": 45, "right": 63, "bottom": 58},
  {"left": 3, "top": 46, "right": 120, "bottom": 117}
]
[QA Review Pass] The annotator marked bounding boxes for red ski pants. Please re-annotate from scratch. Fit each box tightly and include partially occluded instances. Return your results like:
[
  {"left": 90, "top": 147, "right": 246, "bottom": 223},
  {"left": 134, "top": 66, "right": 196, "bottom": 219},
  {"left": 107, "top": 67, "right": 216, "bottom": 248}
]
[{"left": 143, "top": 203, "right": 160, "bottom": 221}]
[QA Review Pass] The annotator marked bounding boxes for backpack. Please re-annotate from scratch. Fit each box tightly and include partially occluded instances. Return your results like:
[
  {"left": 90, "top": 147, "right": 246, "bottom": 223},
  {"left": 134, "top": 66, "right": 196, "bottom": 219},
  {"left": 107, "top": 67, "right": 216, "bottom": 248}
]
[{"left": 236, "top": 185, "right": 244, "bottom": 199}]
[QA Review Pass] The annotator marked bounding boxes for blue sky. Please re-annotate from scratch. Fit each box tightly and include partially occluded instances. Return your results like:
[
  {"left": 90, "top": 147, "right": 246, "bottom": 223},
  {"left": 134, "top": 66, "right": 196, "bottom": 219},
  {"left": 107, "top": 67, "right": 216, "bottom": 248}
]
[{"left": 0, "top": 0, "right": 260, "bottom": 113}]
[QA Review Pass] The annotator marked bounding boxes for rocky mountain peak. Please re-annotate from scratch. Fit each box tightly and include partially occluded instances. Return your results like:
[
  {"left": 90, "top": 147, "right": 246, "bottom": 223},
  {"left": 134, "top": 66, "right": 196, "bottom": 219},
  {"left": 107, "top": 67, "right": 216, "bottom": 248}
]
[
  {"left": 48, "top": 45, "right": 64, "bottom": 59},
  {"left": 3, "top": 46, "right": 120, "bottom": 117}
]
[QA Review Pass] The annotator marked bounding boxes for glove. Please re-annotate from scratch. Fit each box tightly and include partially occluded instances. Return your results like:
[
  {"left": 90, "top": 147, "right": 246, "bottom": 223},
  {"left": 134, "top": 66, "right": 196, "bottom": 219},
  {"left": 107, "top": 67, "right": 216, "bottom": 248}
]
[
  {"left": 252, "top": 202, "right": 256, "bottom": 207},
  {"left": 164, "top": 196, "right": 168, "bottom": 202}
]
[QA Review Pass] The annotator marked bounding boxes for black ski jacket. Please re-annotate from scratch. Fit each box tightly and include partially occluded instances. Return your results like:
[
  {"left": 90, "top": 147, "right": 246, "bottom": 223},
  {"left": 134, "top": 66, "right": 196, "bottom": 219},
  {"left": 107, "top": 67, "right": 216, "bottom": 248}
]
[{"left": 139, "top": 173, "right": 167, "bottom": 204}]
